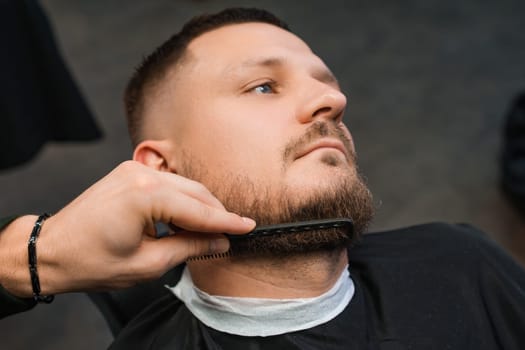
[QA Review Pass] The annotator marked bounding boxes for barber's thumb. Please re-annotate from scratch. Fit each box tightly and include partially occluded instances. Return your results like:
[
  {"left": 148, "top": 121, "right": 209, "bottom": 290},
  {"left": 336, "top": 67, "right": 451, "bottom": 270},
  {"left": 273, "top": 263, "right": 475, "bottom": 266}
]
[
  {"left": 136, "top": 236, "right": 231, "bottom": 279},
  {"left": 202, "top": 237, "right": 230, "bottom": 256},
  {"left": 180, "top": 235, "right": 231, "bottom": 260}
]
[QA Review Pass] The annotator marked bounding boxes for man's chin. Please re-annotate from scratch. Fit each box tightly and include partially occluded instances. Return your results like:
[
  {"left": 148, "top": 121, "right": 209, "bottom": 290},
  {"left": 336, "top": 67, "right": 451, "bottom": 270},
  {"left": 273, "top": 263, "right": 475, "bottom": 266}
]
[
  {"left": 284, "top": 166, "right": 358, "bottom": 203},
  {"left": 224, "top": 172, "right": 374, "bottom": 259}
]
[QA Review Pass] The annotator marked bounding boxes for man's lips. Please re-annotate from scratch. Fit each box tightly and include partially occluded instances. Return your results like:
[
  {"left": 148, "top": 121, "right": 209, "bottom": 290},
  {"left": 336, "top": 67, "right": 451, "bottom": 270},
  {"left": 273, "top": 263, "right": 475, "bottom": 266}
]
[{"left": 294, "top": 138, "right": 348, "bottom": 160}]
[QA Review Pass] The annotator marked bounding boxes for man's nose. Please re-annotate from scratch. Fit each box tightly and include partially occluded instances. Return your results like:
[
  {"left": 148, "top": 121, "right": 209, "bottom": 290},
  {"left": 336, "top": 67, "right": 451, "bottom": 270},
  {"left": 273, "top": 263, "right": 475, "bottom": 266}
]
[{"left": 296, "top": 82, "right": 347, "bottom": 124}]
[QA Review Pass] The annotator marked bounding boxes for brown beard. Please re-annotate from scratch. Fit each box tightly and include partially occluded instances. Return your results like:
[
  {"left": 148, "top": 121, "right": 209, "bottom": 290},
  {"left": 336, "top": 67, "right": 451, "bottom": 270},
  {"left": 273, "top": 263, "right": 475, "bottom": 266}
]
[
  {"left": 178, "top": 122, "right": 374, "bottom": 259},
  {"left": 217, "top": 174, "right": 374, "bottom": 258}
]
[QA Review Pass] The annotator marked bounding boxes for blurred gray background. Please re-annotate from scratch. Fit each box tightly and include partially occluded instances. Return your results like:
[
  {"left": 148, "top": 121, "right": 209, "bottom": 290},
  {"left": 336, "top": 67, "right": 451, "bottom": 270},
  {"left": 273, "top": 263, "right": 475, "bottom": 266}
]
[{"left": 1, "top": 0, "right": 525, "bottom": 348}]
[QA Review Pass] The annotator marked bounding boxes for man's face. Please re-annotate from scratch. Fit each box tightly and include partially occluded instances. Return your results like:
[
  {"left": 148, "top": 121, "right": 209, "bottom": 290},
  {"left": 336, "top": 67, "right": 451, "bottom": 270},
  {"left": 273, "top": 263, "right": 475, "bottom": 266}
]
[{"left": 155, "top": 22, "right": 373, "bottom": 248}]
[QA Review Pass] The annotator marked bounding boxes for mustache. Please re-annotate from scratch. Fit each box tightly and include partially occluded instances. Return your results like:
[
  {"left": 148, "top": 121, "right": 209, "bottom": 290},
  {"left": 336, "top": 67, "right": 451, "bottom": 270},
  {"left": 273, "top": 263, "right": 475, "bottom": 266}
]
[{"left": 283, "top": 121, "right": 355, "bottom": 162}]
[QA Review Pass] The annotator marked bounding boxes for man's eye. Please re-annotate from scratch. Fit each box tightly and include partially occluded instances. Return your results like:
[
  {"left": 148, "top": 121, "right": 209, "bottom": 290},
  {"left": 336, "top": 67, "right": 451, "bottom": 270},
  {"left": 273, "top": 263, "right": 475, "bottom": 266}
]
[{"left": 252, "top": 83, "right": 275, "bottom": 94}]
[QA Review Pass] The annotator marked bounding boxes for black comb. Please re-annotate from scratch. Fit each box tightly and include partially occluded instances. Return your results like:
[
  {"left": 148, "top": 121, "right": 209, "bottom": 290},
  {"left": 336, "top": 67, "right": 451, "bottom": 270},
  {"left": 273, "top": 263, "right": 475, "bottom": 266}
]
[
  {"left": 188, "top": 218, "right": 353, "bottom": 261},
  {"left": 225, "top": 218, "right": 353, "bottom": 240}
]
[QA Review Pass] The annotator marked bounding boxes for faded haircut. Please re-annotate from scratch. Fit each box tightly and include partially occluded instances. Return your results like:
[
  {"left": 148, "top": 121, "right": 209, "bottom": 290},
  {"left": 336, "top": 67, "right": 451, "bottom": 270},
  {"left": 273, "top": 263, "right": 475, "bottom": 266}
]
[{"left": 124, "top": 8, "right": 290, "bottom": 146}]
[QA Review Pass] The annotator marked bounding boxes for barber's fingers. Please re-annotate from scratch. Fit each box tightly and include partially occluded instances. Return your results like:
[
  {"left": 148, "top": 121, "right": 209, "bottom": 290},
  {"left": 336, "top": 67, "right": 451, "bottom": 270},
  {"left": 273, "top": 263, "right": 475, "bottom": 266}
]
[
  {"left": 121, "top": 162, "right": 254, "bottom": 231},
  {"left": 107, "top": 162, "right": 254, "bottom": 235},
  {"left": 141, "top": 166, "right": 256, "bottom": 234},
  {"left": 151, "top": 190, "right": 255, "bottom": 235}
]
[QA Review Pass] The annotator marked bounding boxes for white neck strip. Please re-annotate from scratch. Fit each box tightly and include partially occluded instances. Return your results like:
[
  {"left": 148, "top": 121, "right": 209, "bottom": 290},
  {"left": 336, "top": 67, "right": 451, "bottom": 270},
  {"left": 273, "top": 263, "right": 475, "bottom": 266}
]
[{"left": 166, "top": 265, "right": 354, "bottom": 337}]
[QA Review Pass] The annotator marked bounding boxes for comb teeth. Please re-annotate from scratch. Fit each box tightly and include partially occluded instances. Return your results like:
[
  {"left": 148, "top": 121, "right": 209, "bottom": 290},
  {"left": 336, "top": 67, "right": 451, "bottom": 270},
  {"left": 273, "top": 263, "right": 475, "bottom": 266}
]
[{"left": 187, "top": 250, "right": 232, "bottom": 261}]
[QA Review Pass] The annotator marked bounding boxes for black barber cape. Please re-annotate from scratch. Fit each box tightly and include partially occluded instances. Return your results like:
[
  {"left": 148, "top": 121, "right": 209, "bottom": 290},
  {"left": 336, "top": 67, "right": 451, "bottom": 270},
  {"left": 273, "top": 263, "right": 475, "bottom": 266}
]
[
  {"left": 0, "top": 0, "right": 101, "bottom": 170},
  {"left": 108, "top": 223, "right": 525, "bottom": 349}
]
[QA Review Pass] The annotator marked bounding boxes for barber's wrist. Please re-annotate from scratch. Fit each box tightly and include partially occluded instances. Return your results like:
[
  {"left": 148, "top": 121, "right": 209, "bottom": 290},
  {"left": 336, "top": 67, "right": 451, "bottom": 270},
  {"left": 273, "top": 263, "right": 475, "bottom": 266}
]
[
  {"left": 31, "top": 214, "right": 71, "bottom": 296},
  {"left": 0, "top": 215, "right": 38, "bottom": 297},
  {"left": 0, "top": 214, "right": 68, "bottom": 298},
  {"left": 28, "top": 214, "right": 55, "bottom": 303}
]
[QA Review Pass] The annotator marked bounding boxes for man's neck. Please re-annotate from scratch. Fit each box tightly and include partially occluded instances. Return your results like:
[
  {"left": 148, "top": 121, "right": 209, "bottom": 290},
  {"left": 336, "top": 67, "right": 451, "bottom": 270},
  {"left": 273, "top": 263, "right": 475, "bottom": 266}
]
[{"left": 187, "top": 248, "right": 348, "bottom": 298}]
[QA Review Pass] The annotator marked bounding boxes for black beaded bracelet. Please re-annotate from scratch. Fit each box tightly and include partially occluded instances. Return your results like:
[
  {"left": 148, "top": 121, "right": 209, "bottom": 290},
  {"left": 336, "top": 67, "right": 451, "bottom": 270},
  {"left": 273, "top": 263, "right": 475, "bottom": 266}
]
[{"left": 27, "top": 213, "right": 54, "bottom": 303}]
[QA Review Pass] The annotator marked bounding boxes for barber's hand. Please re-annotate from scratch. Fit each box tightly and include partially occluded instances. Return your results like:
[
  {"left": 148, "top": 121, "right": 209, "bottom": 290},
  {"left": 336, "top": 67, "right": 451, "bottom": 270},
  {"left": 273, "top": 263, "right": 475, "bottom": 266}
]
[{"left": 0, "top": 161, "right": 255, "bottom": 297}]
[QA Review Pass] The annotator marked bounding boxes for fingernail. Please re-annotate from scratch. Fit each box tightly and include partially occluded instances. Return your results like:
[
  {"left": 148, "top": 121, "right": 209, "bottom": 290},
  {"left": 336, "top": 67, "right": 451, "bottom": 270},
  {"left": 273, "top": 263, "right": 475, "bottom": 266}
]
[
  {"left": 242, "top": 217, "right": 256, "bottom": 227},
  {"left": 210, "top": 238, "right": 230, "bottom": 254}
]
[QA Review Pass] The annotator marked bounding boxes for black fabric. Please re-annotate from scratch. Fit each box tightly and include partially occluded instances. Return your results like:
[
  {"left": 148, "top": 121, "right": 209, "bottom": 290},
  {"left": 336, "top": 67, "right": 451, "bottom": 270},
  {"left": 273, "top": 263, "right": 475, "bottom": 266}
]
[
  {"left": 108, "top": 223, "right": 525, "bottom": 350},
  {"left": 0, "top": 0, "right": 101, "bottom": 170},
  {"left": 88, "top": 268, "right": 184, "bottom": 336},
  {"left": 501, "top": 92, "right": 525, "bottom": 215},
  {"left": 0, "top": 284, "right": 36, "bottom": 318}
]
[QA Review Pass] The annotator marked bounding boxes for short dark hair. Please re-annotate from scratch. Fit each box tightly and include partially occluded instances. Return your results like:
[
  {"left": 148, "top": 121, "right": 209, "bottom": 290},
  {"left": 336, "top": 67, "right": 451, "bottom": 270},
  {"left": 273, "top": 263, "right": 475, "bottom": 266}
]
[{"left": 124, "top": 8, "right": 290, "bottom": 146}]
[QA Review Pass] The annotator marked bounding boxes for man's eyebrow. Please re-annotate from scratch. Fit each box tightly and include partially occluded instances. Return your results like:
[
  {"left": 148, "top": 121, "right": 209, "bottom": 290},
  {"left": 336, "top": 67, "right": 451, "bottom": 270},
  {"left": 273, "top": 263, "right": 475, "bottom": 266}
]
[
  {"left": 224, "top": 56, "right": 340, "bottom": 86},
  {"left": 237, "top": 56, "right": 286, "bottom": 70},
  {"left": 222, "top": 56, "right": 286, "bottom": 77}
]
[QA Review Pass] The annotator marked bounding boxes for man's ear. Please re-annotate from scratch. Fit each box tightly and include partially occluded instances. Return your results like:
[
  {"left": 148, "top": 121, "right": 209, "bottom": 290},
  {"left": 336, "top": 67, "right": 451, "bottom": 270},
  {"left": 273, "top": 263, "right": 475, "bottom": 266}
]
[{"left": 133, "top": 140, "right": 176, "bottom": 172}]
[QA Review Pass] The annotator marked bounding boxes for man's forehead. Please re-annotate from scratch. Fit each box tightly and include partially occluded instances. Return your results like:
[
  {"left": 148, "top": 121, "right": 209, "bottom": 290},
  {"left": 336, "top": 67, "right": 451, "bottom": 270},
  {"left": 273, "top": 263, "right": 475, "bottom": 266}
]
[{"left": 185, "top": 22, "right": 335, "bottom": 81}]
